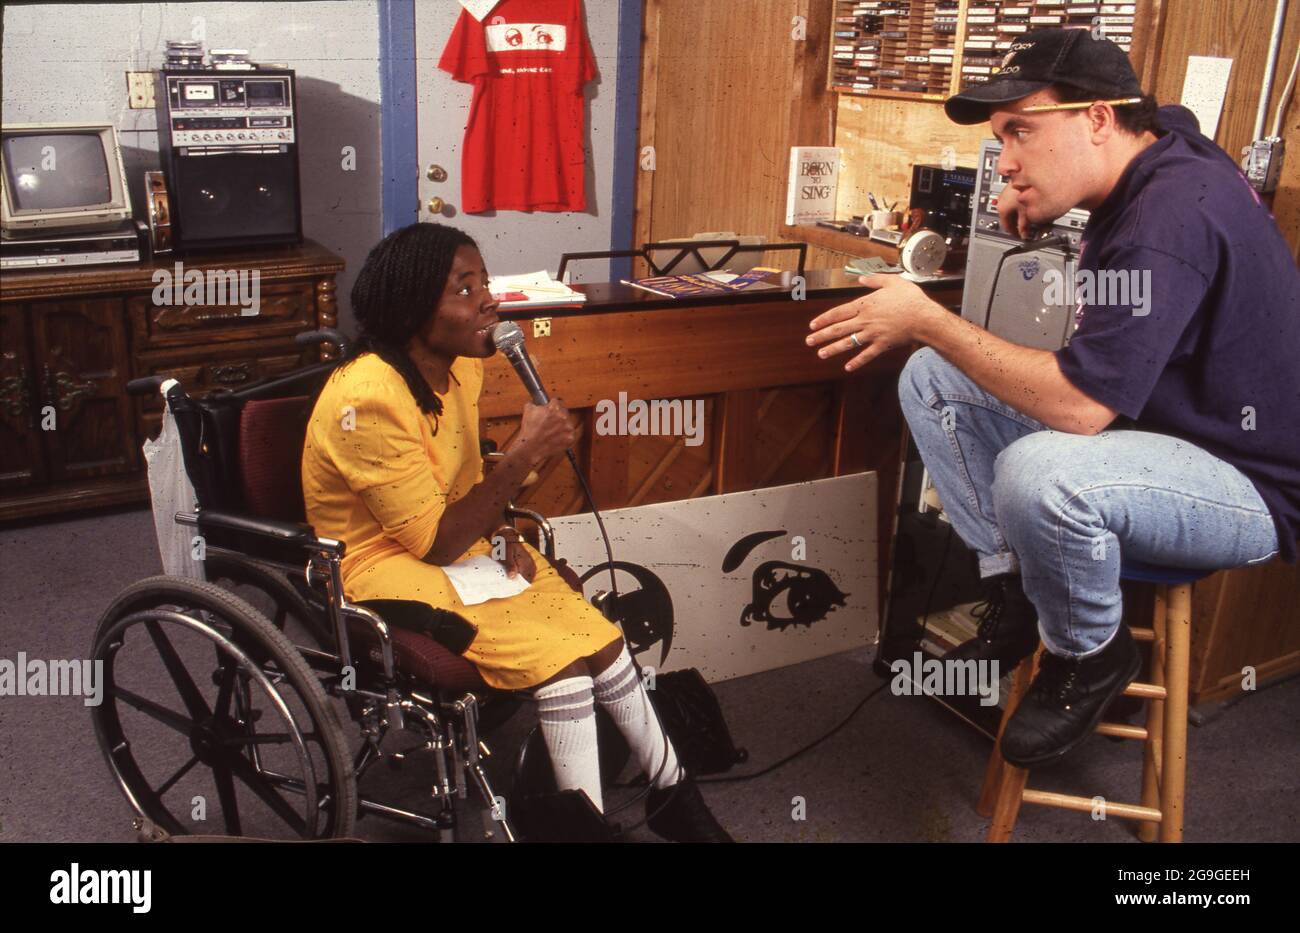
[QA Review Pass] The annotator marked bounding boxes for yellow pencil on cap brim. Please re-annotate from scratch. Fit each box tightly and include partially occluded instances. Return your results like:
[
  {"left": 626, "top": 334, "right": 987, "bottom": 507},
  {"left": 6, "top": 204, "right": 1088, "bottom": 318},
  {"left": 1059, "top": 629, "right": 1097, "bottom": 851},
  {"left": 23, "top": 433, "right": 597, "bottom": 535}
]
[{"left": 1022, "top": 97, "right": 1144, "bottom": 113}]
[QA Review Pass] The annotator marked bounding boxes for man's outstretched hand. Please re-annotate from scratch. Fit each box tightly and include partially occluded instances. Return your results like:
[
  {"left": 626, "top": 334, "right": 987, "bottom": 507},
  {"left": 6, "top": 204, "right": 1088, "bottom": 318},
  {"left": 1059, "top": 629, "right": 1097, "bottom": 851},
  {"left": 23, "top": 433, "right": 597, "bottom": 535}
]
[{"left": 806, "top": 274, "right": 942, "bottom": 371}]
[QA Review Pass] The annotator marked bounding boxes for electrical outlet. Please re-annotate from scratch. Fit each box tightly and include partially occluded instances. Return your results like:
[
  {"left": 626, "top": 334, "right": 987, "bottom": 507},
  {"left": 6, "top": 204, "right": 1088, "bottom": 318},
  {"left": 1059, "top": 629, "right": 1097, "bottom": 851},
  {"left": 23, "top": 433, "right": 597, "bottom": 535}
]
[
  {"left": 1243, "top": 137, "right": 1285, "bottom": 194},
  {"left": 533, "top": 317, "right": 552, "bottom": 338},
  {"left": 126, "top": 72, "right": 155, "bottom": 109}
]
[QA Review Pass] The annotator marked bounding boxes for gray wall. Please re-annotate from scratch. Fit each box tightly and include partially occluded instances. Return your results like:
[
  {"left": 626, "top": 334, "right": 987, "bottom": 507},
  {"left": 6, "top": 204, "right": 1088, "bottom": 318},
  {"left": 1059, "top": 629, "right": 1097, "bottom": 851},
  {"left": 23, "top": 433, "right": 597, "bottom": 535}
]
[
  {"left": 2, "top": 1, "right": 383, "bottom": 333},
  {"left": 2, "top": 1, "right": 631, "bottom": 332}
]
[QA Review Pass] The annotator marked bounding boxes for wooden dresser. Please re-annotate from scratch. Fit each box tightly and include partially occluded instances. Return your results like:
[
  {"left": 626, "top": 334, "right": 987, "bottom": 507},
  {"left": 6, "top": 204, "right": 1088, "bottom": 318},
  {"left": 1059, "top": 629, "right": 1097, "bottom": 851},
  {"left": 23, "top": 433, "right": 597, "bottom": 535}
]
[{"left": 0, "top": 240, "right": 343, "bottom": 523}]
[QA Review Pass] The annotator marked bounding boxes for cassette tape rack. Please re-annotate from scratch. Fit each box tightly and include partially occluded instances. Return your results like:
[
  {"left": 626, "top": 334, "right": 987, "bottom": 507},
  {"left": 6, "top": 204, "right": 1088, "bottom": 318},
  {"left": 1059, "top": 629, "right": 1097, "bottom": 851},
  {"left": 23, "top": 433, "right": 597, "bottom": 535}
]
[{"left": 830, "top": 1, "right": 1140, "bottom": 102}]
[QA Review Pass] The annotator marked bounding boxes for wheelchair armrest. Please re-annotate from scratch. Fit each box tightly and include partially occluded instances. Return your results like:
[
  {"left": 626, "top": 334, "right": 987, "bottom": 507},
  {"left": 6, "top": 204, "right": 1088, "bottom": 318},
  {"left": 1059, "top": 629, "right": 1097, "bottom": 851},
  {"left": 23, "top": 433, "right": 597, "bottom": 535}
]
[
  {"left": 177, "top": 509, "right": 333, "bottom": 552},
  {"left": 505, "top": 506, "right": 555, "bottom": 558}
]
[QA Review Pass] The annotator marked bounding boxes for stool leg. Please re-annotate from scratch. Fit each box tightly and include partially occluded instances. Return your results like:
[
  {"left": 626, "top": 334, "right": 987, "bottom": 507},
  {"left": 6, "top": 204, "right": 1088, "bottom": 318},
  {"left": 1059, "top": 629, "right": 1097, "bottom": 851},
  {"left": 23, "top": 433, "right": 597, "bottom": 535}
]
[
  {"left": 986, "top": 651, "right": 1041, "bottom": 842},
  {"left": 1160, "top": 582, "right": 1192, "bottom": 842},
  {"left": 1138, "top": 584, "right": 1168, "bottom": 843},
  {"left": 977, "top": 652, "right": 1034, "bottom": 817}
]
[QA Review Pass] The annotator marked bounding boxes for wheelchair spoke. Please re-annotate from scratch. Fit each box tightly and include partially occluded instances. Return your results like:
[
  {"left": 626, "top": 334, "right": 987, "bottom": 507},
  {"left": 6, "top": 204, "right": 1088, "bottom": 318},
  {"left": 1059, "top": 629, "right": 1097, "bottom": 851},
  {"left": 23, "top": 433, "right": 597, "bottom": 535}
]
[
  {"left": 224, "top": 751, "right": 307, "bottom": 835},
  {"left": 145, "top": 620, "right": 213, "bottom": 721},
  {"left": 155, "top": 755, "right": 200, "bottom": 798},
  {"left": 112, "top": 685, "right": 196, "bottom": 736},
  {"left": 212, "top": 760, "right": 244, "bottom": 836},
  {"left": 213, "top": 656, "right": 238, "bottom": 719}
]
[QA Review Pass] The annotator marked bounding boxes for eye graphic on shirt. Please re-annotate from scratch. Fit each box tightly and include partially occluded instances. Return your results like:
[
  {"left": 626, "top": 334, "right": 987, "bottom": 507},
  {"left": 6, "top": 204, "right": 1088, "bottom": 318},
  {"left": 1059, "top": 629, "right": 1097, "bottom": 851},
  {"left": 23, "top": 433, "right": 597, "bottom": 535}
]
[{"left": 485, "top": 22, "right": 569, "bottom": 52}]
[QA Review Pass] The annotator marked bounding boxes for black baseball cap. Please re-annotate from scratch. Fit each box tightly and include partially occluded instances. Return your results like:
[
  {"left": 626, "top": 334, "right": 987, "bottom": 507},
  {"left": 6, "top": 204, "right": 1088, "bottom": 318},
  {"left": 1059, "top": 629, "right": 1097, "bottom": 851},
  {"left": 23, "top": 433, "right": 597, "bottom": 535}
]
[{"left": 944, "top": 27, "right": 1143, "bottom": 125}]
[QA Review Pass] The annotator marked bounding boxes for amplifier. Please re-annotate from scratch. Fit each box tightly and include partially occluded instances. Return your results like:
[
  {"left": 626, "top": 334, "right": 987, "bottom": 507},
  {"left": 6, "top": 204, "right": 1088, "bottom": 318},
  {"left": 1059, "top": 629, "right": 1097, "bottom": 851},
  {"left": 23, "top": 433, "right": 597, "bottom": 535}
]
[
  {"left": 960, "top": 139, "right": 1089, "bottom": 351},
  {"left": 154, "top": 68, "right": 303, "bottom": 252}
]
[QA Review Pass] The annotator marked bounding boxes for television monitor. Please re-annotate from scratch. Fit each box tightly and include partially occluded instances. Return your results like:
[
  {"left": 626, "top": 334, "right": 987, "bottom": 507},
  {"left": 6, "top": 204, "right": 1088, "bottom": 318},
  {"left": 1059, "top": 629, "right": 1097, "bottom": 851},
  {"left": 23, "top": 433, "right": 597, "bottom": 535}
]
[{"left": 0, "top": 123, "right": 132, "bottom": 237}]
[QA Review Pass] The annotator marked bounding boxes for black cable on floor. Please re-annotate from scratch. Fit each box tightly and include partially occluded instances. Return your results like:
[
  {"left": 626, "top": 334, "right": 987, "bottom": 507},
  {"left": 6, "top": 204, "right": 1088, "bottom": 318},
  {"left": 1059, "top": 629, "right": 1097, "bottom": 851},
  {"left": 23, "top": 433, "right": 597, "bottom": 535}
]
[{"left": 696, "top": 678, "right": 895, "bottom": 784}]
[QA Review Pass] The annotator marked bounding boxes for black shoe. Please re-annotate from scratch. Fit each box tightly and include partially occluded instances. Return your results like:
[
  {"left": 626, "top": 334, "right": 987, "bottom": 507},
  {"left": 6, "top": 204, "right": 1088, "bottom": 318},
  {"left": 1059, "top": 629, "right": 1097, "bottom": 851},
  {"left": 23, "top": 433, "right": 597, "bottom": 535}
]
[
  {"left": 1000, "top": 626, "right": 1143, "bottom": 767},
  {"left": 943, "top": 574, "right": 1040, "bottom": 669},
  {"left": 646, "top": 778, "right": 735, "bottom": 843}
]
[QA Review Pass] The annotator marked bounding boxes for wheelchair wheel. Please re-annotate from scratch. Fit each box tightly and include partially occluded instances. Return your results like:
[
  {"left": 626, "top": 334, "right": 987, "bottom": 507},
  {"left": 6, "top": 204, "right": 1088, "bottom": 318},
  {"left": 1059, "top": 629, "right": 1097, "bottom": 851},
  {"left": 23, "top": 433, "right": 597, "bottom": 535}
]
[
  {"left": 91, "top": 576, "right": 357, "bottom": 839},
  {"left": 204, "top": 553, "right": 333, "bottom": 649}
]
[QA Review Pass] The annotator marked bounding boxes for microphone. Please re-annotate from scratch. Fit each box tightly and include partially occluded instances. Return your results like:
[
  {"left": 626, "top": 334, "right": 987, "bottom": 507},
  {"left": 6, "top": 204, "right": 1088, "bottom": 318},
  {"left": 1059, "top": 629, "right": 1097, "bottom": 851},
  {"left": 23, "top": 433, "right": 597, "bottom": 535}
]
[
  {"left": 491, "top": 321, "right": 549, "bottom": 405},
  {"left": 492, "top": 322, "right": 621, "bottom": 600}
]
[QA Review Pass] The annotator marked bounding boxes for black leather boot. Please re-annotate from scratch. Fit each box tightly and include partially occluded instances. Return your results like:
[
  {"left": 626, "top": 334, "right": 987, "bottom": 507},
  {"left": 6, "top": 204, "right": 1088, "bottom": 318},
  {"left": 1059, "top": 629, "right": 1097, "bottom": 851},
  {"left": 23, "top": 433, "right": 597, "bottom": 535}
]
[
  {"left": 1001, "top": 625, "right": 1143, "bottom": 767},
  {"left": 646, "top": 778, "right": 735, "bottom": 843},
  {"left": 943, "top": 573, "right": 1040, "bottom": 669}
]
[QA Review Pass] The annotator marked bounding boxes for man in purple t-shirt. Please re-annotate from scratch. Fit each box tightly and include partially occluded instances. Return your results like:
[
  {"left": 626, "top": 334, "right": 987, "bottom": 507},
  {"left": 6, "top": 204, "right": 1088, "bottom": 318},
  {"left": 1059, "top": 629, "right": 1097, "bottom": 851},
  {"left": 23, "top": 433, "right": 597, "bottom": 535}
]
[{"left": 807, "top": 28, "right": 1298, "bottom": 767}]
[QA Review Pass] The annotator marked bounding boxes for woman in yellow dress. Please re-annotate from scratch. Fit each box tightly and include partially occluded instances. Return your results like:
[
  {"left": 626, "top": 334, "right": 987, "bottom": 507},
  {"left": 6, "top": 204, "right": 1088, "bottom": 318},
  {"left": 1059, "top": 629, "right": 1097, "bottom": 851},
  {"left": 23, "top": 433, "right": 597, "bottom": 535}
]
[{"left": 302, "top": 222, "right": 731, "bottom": 842}]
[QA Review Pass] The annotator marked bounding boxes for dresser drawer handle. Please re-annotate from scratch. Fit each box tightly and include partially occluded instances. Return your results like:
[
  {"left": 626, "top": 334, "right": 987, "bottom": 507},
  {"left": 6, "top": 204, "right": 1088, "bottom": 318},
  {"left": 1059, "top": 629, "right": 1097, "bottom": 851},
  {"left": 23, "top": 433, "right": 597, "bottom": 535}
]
[{"left": 212, "top": 364, "right": 252, "bottom": 386}]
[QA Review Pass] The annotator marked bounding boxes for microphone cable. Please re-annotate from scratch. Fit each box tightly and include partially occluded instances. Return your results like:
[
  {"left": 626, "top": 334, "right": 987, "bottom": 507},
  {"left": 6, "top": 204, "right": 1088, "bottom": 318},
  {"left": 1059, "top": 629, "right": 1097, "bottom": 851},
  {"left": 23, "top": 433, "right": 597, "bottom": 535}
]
[{"left": 565, "top": 449, "right": 619, "bottom": 600}]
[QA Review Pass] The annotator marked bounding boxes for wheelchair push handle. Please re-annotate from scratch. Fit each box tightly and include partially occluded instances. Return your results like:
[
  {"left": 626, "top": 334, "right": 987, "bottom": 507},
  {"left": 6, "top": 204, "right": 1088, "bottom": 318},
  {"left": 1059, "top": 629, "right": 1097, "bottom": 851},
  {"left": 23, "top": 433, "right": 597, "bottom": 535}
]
[
  {"left": 127, "top": 374, "right": 167, "bottom": 396},
  {"left": 296, "top": 328, "right": 350, "bottom": 356},
  {"left": 127, "top": 375, "right": 189, "bottom": 403}
]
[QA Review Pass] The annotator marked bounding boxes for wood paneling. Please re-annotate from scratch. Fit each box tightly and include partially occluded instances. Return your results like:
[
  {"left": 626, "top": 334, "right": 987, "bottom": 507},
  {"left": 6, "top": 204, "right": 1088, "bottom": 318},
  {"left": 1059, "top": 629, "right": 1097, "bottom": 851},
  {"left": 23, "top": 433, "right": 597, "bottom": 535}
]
[
  {"left": 834, "top": 96, "right": 991, "bottom": 221},
  {"left": 636, "top": 0, "right": 837, "bottom": 276},
  {"left": 1189, "top": 560, "right": 1300, "bottom": 703}
]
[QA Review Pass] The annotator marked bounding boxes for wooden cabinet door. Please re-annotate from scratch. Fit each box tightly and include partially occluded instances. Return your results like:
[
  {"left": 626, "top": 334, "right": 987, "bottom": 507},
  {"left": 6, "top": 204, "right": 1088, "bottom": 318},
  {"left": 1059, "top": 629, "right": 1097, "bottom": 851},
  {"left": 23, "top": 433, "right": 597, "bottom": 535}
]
[
  {"left": 0, "top": 306, "right": 46, "bottom": 489},
  {"left": 28, "top": 298, "right": 138, "bottom": 482}
]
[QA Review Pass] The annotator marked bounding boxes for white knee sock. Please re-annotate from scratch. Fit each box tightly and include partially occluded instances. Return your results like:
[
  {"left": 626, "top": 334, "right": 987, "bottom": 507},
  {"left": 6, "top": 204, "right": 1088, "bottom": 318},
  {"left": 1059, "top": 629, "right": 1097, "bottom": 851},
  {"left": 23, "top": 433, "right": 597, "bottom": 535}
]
[
  {"left": 534, "top": 675, "right": 603, "bottom": 813},
  {"left": 592, "top": 647, "right": 683, "bottom": 789}
]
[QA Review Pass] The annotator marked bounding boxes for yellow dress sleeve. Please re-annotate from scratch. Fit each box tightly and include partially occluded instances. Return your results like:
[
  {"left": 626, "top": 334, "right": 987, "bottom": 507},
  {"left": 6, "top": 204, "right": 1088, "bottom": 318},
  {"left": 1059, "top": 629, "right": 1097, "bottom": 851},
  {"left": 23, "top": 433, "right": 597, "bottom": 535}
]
[
  {"left": 469, "top": 357, "right": 486, "bottom": 485},
  {"left": 326, "top": 375, "right": 450, "bottom": 560}
]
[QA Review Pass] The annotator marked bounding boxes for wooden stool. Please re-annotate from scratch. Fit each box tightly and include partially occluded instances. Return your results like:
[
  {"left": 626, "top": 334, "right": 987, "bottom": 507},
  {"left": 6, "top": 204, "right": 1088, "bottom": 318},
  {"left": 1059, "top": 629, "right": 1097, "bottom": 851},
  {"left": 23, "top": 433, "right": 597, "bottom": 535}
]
[{"left": 977, "top": 561, "right": 1209, "bottom": 842}]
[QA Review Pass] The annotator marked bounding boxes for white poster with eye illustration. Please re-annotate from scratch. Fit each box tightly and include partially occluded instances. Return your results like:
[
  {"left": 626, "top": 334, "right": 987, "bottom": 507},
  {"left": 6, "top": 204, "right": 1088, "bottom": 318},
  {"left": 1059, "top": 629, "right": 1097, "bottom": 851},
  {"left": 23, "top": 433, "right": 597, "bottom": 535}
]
[{"left": 550, "top": 473, "right": 878, "bottom": 683}]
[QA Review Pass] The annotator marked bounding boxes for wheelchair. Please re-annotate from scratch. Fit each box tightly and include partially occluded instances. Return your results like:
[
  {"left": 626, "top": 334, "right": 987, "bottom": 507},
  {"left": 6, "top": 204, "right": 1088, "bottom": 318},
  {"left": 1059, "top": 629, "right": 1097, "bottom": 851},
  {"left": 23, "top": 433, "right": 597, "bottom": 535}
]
[{"left": 91, "top": 330, "right": 628, "bottom": 841}]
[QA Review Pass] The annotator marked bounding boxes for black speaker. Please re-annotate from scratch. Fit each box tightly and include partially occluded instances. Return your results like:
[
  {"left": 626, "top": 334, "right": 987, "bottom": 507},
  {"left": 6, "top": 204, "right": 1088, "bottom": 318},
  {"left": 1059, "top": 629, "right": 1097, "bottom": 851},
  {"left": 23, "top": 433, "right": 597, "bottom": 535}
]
[{"left": 155, "top": 68, "right": 303, "bottom": 252}]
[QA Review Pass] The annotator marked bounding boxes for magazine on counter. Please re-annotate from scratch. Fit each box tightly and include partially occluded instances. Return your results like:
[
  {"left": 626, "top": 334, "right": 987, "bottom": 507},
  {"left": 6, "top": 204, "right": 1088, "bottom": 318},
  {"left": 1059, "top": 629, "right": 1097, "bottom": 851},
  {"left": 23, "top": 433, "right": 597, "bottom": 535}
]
[{"left": 622, "top": 266, "right": 780, "bottom": 298}]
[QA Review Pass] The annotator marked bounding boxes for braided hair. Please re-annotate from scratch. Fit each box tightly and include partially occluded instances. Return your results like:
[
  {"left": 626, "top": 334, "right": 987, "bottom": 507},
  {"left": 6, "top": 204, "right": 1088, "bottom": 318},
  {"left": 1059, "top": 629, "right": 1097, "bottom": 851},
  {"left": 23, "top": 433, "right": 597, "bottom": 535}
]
[{"left": 341, "top": 222, "right": 479, "bottom": 423}]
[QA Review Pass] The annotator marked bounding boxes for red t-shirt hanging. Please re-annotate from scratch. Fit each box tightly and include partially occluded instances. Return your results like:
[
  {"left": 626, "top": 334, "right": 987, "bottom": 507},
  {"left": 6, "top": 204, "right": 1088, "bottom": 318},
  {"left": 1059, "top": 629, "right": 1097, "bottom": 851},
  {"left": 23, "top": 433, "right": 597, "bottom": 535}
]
[{"left": 439, "top": 0, "right": 596, "bottom": 213}]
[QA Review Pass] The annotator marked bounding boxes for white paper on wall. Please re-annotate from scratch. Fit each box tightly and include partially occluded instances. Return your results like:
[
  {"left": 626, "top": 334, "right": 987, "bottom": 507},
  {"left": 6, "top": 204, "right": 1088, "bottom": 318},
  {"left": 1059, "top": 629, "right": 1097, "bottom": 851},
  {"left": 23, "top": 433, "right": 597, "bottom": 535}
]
[
  {"left": 1180, "top": 56, "right": 1233, "bottom": 139},
  {"left": 551, "top": 473, "right": 879, "bottom": 683}
]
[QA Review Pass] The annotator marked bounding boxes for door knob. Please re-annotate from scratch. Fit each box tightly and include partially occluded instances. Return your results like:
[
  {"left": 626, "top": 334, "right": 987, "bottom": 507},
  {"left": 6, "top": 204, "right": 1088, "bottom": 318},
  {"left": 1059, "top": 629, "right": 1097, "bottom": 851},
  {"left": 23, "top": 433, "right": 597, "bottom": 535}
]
[
  {"left": 426, "top": 164, "right": 448, "bottom": 182},
  {"left": 427, "top": 197, "right": 446, "bottom": 215}
]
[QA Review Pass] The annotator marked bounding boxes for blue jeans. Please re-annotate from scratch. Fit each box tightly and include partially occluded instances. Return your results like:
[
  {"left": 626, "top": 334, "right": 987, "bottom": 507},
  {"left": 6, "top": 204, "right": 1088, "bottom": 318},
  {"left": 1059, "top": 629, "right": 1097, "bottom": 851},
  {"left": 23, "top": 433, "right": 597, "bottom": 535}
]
[{"left": 898, "top": 347, "right": 1279, "bottom": 658}]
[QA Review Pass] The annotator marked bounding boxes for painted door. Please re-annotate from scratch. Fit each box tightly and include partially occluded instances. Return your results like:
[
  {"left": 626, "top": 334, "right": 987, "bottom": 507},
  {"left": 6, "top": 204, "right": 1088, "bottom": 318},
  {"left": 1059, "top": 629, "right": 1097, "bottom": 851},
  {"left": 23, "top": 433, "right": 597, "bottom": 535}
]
[{"left": 411, "top": 0, "right": 625, "bottom": 281}]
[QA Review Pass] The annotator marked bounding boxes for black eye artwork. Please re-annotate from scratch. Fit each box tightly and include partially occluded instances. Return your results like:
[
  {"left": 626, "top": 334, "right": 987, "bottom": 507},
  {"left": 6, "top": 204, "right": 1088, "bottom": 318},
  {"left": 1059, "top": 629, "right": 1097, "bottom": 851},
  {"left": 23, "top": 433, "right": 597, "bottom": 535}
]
[
  {"left": 722, "top": 530, "right": 848, "bottom": 632},
  {"left": 579, "top": 561, "right": 674, "bottom": 665}
]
